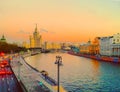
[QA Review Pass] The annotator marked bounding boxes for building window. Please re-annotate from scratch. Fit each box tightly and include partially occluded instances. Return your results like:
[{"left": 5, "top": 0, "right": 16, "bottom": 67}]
[
  {"left": 113, "top": 42, "right": 115, "bottom": 44},
  {"left": 117, "top": 39, "right": 119, "bottom": 42}
]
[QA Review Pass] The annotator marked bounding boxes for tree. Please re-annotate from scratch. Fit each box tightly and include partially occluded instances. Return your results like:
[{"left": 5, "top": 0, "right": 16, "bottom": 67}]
[{"left": 0, "top": 42, "right": 27, "bottom": 53}]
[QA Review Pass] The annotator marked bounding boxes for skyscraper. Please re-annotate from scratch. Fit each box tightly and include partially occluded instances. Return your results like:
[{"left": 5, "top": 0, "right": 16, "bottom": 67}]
[{"left": 30, "top": 24, "right": 42, "bottom": 48}]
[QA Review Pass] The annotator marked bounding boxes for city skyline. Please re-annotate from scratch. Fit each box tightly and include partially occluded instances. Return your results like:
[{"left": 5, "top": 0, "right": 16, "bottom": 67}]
[{"left": 0, "top": 0, "right": 120, "bottom": 43}]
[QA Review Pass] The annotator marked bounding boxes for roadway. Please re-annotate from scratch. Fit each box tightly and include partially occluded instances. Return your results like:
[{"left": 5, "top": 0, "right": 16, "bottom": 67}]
[{"left": 0, "top": 59, "right": 23, "bottom": 92}]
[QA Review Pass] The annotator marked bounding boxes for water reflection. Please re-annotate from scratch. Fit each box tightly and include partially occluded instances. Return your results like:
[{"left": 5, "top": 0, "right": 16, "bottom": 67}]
[
  {"left": 91, "top": 59, "right": 100, "bottom": 78},
  {"left": 25, "top": 53, "right": 120, "bottom": 92}
]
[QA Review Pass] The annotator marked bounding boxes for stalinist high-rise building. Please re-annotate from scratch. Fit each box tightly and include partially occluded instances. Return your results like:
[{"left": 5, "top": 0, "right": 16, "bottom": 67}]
[{"left": 30, "top": 24, "right": 42, "bottom": 48}]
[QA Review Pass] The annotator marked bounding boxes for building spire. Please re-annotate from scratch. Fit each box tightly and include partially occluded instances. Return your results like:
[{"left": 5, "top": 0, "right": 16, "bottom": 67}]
[
  {"left": 35, "top": 24, "right": 38, "bottom": 32},
  {"left": 88, "top": 38, "right": 91, "bottom": 44},
  {"left": 2, "top": 35, "right": 5, "bottom": 39},
  {"left": 89, "top": 38, "right": 91, "bottom": 42}
]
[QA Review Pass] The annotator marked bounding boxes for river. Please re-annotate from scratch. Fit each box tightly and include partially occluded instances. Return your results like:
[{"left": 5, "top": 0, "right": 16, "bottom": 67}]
[{"left": 25, "top": 52, "right": 120, "bottom": 92}]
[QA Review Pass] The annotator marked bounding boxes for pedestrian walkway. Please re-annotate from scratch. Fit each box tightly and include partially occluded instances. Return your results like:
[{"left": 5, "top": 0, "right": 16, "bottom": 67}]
[{"left": 10, "top": 55, "right": 51, "bottom": 92}]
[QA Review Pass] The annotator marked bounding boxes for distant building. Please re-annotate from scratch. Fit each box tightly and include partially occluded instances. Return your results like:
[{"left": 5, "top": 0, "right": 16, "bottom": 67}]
[
  {"left": 0, "top": 35, "right": 6, "bottom": 42},
  {"left": 22, "top": 41, "right": 30, "bottom": 48},
  {"left": 30, "top": 36, "right": 35, "bottom": 48},
  {"left": 99, "top": 36, "right": 113, "bottom": 56},
  {"left": 112, "top": 33, "right": 120, "bottom": 44},
  {"left": 60, "top": 42, "right": 71, "bottom": 50},
  {"left": 30, "top": 24, "right": 42, "bottom": 48},
  {"left": 43, "top": 41, "right": 61, "bottom": 50},
  {"left": 79, "top": 40, "right": 91, "bottom": 54},
  {"left": 111, "top": 33, "right": 120, "bottom": 56},
  {"left": 79, "top": 38, "right": 100, "bottom": 55},
  {"left": 91, "top": 37, "right": 100, "bottom": 55},
  {"left": 99, "top": 33, "right": 120, "bottom": 56}
]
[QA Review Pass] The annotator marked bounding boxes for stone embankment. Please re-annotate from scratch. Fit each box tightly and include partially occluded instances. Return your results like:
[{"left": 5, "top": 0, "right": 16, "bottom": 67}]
[{"left": 10, "top": 53, "right": 52, "bottom": 92}]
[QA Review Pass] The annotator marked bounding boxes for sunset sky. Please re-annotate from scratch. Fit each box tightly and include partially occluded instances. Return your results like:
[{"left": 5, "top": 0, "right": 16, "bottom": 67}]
[{"left": 0, "top": 0, "right": 120, "bottom": 43}]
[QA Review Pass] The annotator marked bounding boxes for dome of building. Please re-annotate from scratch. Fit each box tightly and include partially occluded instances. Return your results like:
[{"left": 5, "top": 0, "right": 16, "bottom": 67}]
[{"left": 0, "top": 35, "right": 6, "bottom": 42}]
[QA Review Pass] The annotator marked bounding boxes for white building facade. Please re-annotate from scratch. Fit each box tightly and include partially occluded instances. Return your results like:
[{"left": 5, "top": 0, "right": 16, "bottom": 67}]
[
  {"left": 99, "top": 36, "right": 113, "bottom": 56},
  {"left": 111, "top": 33, "right": 120, "bottom": 56}
]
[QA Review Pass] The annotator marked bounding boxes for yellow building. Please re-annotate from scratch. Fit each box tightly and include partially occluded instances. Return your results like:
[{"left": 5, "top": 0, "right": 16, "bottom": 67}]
[
  {"left": 79, "top": 40, "right": 91, "bottom": 54},
  {"left": 44, "top": 42, "right": 61, "bottom": 50},
  {"left": 91, "top": 37, "right": 100, "bottom": 55},
  {"left": 79, "top": 38, "right": 100, "bottom": 55},
  {"left": 22, "top": 41, "right": 30, "bottom": 48},
  {"left": 30, "top": 36, "right": 35, "bottom": 48},
  {"left": 30, "top": 24, "right": 42, "bottom": 48}
]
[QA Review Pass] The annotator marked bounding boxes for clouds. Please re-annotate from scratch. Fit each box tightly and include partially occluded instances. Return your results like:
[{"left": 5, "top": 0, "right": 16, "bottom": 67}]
[
  {"left": 40, "top": 28, "right": 48, "bottom": 33},
  {"left": 17, "top": 28, "right": 56, "bottom": 35},
  {"left": 17, "top": 30, "right": 30, "bottom": 34},
  {"left": 40, "top": 28, "right": 56, "bottom": 34}
]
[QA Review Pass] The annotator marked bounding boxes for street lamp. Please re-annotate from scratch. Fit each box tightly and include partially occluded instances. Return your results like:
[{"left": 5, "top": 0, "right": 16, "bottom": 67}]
[{"left": 55, "top": 56, "right": 63, "bottom": 92}]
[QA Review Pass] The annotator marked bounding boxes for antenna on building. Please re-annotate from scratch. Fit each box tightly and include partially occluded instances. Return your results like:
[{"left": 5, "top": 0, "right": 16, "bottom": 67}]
[
  {"left": 36, "top": 24, "right": 37, "bottom": 28},
  {"left": 35, "top": 23, "right": 38, "bottom": 32}
]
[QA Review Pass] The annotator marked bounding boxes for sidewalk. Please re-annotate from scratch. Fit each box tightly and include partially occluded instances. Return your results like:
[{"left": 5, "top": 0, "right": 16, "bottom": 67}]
[{"left": 10, "top": 55, "right": 51, "bottom": 92}]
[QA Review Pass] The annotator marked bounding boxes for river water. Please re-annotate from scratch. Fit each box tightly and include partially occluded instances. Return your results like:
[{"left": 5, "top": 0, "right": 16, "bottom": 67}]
[{"left": 25, "top": 52, "right": 120, "bottom": 92}]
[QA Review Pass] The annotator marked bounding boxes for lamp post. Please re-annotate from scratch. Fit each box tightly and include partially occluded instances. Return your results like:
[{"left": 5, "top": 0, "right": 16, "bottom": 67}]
[{"left": 55, "top": 56, "right": 63, "bottom": 92}]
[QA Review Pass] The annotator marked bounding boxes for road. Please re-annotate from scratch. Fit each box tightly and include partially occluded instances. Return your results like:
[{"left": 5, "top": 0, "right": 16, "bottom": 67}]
[{"left": 0, "top": 59, "right": 23, "bottom": 92}]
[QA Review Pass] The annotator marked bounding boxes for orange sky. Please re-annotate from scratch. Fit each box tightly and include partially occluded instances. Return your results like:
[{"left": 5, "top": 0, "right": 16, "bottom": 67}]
[{"left": 0, "top": 0, "right": 120, "bottom": 43}]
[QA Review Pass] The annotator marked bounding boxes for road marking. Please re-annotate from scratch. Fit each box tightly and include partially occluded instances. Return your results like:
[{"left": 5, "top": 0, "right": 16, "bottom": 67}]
[
  {"left": 8, "top": 88, "right": 10, "bottom": 91},
  {"left": 7, "top": 81, "right": 9, "bottom": 84}
]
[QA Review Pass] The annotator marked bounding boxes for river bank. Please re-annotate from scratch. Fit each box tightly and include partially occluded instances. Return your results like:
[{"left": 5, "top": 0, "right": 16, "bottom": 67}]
[
  {"left": 23, "top": 53, "right": 67, "bottom": 92},
  {"left": 68, "top": 51, "right": 120, "bottom": 63},
  {"left": 10, "top": 53, "right": 67, "bottom": 92},
  {"left": 25, "top": 52, "right": 120, "bottom": 92}
]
